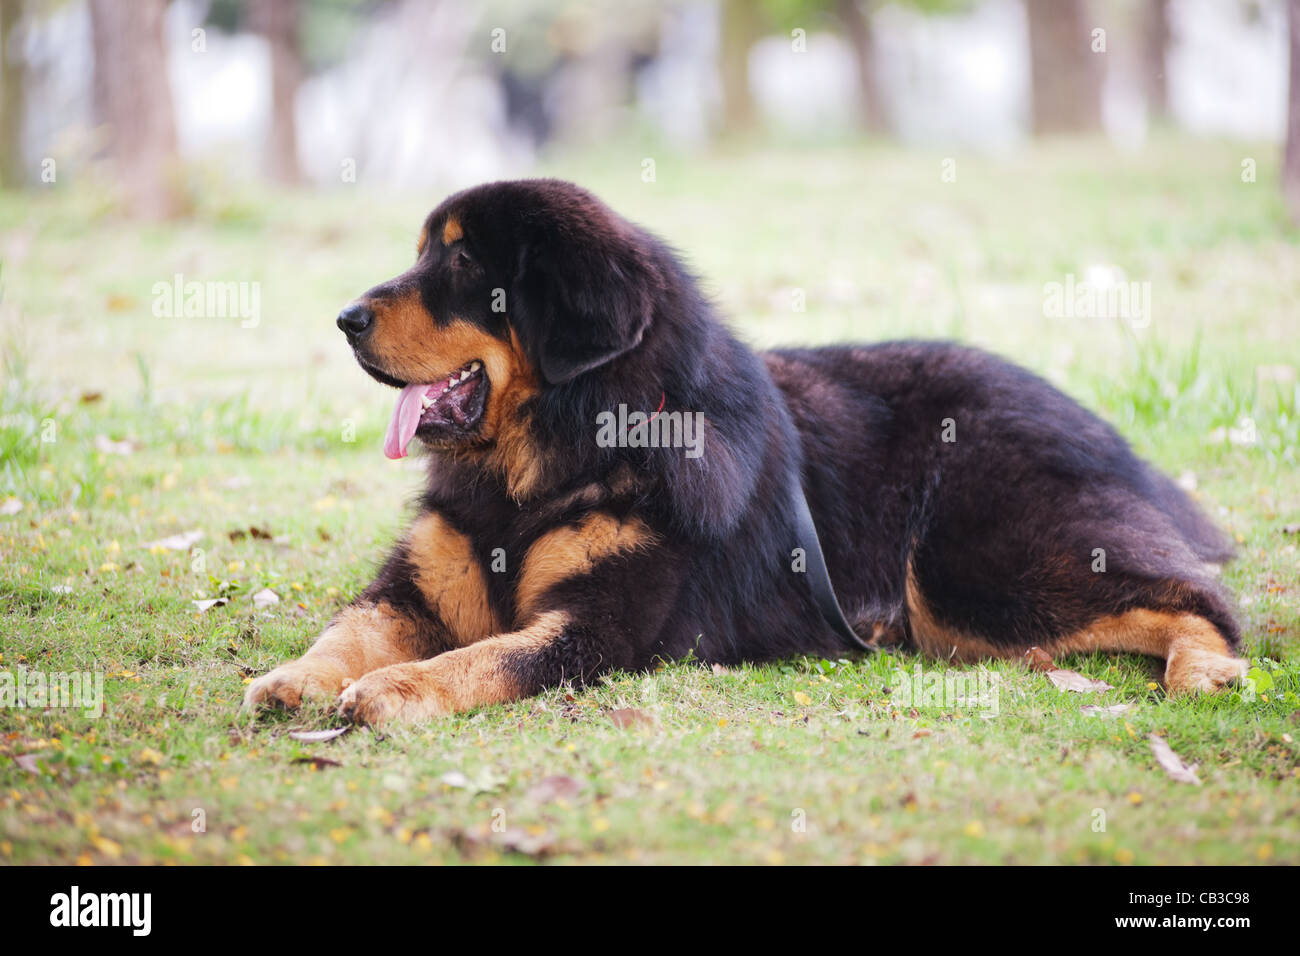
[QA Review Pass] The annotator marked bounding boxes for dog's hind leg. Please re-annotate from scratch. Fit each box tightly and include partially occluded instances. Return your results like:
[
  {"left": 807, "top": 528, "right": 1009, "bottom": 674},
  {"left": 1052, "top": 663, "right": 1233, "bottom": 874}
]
[
  {"left": 905, "top": 562, "right": 1247, "bottom": 695},
  {"left": 1050, "top": 609, "right": 1247, "bottom": 695}
]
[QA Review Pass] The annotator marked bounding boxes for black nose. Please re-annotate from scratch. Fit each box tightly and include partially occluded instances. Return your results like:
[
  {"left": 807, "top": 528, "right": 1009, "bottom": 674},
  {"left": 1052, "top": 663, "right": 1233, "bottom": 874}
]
[{"left": 336, "top": 302, "right": 373, "bottom": 339}]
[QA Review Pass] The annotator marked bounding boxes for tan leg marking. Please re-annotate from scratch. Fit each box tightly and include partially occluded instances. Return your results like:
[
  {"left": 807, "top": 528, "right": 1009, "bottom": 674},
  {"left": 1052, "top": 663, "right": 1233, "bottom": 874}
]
[
  {"left": 904, "top": 563, "right": 1002, "bottom": 662},
  {"left": 515, "top": 513, "right": 653, "bottom": 623},
  {"left": 1051, "top": 609, "right": 1246, "bottom": 695},
  {"left": 906, "top": 566, "right": 1245, "bottom": 695},
  {"left": 337, "top": 611, "right": 568, "bottom": 725},
  {"left": 242, "top": 603, "right": 420, "bottom": 711},
  {"left": 407, "top": 512, "right": 498, "bottom": 645}
]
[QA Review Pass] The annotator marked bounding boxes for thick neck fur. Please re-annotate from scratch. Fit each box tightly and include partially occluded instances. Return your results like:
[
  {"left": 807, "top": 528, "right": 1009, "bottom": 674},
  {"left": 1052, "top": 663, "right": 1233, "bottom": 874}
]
[{"left": 422, "top": 238, "right": 795, "bottom": 544}]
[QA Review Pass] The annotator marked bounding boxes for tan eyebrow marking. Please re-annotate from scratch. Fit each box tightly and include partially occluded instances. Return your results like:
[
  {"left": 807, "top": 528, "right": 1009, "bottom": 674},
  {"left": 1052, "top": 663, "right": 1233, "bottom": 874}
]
[{"left": 442, "top": 216, "right": 463, "bottom": 245}]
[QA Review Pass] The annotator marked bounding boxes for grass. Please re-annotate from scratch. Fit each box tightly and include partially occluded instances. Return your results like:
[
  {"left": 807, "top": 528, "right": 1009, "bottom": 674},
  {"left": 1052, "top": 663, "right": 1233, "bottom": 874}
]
[{"left": 1, "top": 134, "right": 1298, "bottom": 865}]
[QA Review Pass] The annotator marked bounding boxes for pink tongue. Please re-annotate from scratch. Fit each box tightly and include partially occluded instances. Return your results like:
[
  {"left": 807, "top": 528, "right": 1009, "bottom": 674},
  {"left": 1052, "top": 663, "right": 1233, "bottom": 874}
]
[{"left": 383, "top": 384, "right": 430, "bottom": 460}]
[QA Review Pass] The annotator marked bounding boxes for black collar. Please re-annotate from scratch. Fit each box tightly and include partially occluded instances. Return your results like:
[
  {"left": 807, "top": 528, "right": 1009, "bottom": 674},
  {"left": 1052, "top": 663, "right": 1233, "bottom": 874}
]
[{"left": 791, "top": 480, "right": 875, "bottom": 652}]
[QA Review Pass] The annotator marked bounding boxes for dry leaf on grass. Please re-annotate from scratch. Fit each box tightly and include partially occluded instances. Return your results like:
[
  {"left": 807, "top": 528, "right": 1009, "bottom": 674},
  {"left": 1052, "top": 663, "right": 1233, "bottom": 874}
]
[
  {"left": 147, "top": 530, "right": 203, "bottom": 551},
  {"left": 452, "top": 825, "right": 558, "bottom": 859},
  {"left": 528, "top": 774, "right": 582, "bottom": 803},
  {"left": 292, "top": 755, "right": 342, "bottom": 769},
  {"left": 0, "top": 498, "right": 22, "bottom": 516},
  {"left": 1024, "top": 646, "right": 1055, "bottom": 672},
  {"left": 13, "top": 753, "right": 41, "bottom": 774},
  {"left": 288, "top": 728, "right": 348, "bottom": 743},
  {"left": 1047, "top": 669, "right": 1114, "bottom": 693},
  {"left": 252, "top": 588, "right": 280, "bottom": 609},
  {"left": 1149, "top": 734, "right": 1201, "bottom": 785},
  {"left": 1081, "top": 702, "right": 1134, "bottom": 716},
  {"left": 192, "top": 597, "right": 228, "bottom": 613},
  {"left": 608, "top": 707, "right": 654, "bottom": 729}
]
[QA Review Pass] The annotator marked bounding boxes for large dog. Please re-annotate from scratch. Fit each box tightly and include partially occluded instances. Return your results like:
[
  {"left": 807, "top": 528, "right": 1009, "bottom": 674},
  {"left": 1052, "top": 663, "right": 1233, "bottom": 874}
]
[{"left": 244, "top": 179, "right": 1246, "bottom": 725}]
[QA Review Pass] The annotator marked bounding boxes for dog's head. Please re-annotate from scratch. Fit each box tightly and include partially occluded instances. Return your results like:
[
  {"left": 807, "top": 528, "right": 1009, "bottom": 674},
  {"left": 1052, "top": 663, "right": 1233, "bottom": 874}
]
[{"left": 338, "top": 179, "right": 663, "bottom": 461}]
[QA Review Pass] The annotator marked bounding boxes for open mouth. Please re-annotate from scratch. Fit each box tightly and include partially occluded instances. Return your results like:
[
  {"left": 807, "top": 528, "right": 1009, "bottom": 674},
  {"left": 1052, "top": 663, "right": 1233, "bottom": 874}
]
[{"left": 383, "top": 359, "right": 488, "bottom": 459}]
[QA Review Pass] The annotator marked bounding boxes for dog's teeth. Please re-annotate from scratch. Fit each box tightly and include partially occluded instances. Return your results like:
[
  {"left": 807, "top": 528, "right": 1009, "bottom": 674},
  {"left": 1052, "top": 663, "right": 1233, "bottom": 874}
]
[
  {"left": 421, "top": 395, "right": 433, "bottom": 409},
  {"left": 448, "top": 377, "right": 457, "bottom": 388},
  {"left": 470, "top": 361, "right": 481, "bottom": 372},
  {"left": 458, "top": 369, "right": 471, "bottom": 382}
]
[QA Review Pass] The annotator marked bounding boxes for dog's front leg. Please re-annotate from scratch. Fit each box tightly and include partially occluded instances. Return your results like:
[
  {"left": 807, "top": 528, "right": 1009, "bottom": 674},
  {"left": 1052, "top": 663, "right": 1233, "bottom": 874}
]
[
  {"left": 244, "top": 510, "right": 497, "bottom": 712},
  {"left": 241, "top": 601, "right": 429, "bottom": 711},
  {"left": 337, "top": 512, "right": 678, "bottom": 725}
]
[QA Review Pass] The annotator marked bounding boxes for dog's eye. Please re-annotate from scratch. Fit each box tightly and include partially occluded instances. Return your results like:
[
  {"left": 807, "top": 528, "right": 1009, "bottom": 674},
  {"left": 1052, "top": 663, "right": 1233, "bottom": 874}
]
[{"left": 451, "top": 249, "right": 474, "bottom": 270}]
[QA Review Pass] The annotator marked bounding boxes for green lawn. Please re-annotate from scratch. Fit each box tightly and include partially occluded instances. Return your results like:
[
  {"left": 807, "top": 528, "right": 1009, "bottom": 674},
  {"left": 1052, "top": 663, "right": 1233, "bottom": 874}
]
[{"left": 1, "top": 135, "right": 1297, "bottom": 865}]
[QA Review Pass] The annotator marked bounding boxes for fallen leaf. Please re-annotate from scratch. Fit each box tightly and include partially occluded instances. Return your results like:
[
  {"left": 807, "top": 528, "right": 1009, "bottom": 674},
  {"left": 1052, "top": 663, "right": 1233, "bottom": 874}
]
[
  {"left": 608, "top": 707, "right": 654, "bottom": 729},
  {"left": 252, "top": 588, "right": 280, "bottom": 609},
  {"left": 79, "top": 391, "right": 103, "bottom": 404},
  {"left": 438, "top": 769, "right": 503, "bottom": 794},
  {"left": 288, "top": 728, "right": 348, "bottom": 743},
  {"left": 146, "top": 530, "right": 203, "bottom": 551},
  {"left": 1149, "top": 733, "right": 1201, "bottom": 785},
  {"left": 1081, "top": 702, "right": 1134, "bottom": 716},
  {"left": 192, "top": 597, "right": 228, "bottom": 613},
  {"left": 13, "top": 754, "right": 40, "bottom": 774},
  {"left": 1283, "top": 523, "right": 1300, "bottom": 535},
  {"left": 528, "top": 774, "right": 582, "bottom": 803},
  {"left": 1024, "top": 646, "right": 1055, "bottom": 672},
  {"left": 0, "top": 498, "right": 22, "bottom": 516},
  {"left": 292, "top": 756, "right": 342, "bottom": 769},
  {"left": 499, "top": 826, "right": 556, "bottom": 857},
  {"left": 1047, "top": 669, "right": 1114, "bottom": 693},
  {"left": 711, "top": 663, "right": 734, "bottom": 675}
]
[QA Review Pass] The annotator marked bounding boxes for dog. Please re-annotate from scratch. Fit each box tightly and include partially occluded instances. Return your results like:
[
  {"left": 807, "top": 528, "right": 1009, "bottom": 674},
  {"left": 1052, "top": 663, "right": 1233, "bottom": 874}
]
[{"left": 243, "top": 179, "right": 1247, "bottom": 725}]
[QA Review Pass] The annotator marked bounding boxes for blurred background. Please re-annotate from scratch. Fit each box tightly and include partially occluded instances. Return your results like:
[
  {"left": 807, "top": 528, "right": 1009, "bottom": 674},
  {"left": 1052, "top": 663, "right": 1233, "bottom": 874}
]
[
  {"left": 0, "top": 0, "right": 1297, "bottom": 478},
  {"left": 2, "top": 0, "right": 1296, "bottom": 202}
]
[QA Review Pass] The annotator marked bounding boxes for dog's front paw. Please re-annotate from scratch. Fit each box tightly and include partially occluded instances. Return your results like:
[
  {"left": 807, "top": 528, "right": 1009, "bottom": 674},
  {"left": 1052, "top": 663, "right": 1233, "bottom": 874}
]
[
  {"left": 243, "top": 659, "right": 345, "bottom": 712},
  {"left": 336, "top": 663, "right": 447, "bottom": 727}
]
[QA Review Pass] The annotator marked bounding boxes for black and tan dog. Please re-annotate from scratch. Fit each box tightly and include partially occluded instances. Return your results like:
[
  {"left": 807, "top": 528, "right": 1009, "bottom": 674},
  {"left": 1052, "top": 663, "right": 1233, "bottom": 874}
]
[{"left": 243, "top": 179, "right": 1246, "bottom": 725}]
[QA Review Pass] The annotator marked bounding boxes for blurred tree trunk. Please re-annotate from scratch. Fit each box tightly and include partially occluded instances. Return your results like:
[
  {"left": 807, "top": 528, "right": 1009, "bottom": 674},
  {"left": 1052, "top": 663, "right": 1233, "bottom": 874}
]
[
  {"left": 1025, "top": 0, "right": 1103, "bottom": 133},
  {"left": 89, "top": 0, "right": 182, "bottom": 218},
  {"left": 838, "top": 0, "right": 887, "bottom": 134},
  {"left": 719, "top": 0, "right": 760, "bottom": 136},
  {"left": 1286, "top": 0, "right": 1300, "bottom": 223},
  {"left": 0, "top": 0, "right": 24, "bottom": 187},
  {"left": 1143, "top": 0, "right": 1170, "bottom": 121},
  {"left": 253, "top": 0, "right": 303, "bottom": 185}
]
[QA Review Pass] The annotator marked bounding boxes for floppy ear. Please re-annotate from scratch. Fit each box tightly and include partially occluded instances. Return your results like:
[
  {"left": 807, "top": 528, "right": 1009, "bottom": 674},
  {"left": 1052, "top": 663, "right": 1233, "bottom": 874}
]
[{"left": 510, "top": 230, "right": 658, "bottom": 385}]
